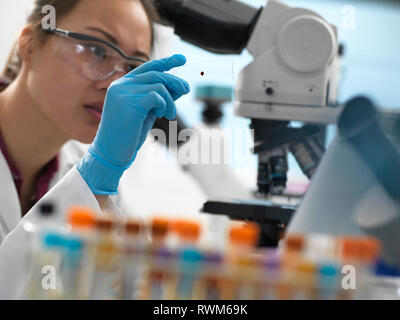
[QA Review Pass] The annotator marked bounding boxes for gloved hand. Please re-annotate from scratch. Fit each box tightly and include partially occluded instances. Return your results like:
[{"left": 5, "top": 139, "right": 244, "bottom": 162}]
[{"left": 77, "top": 54, "right": 190, "bottom": 195}]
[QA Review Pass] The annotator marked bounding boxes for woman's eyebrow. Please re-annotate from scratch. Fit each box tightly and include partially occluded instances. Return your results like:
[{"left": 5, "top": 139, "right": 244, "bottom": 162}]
[
  {"left": 85, "top": 26, "right": 151, "bottom": 61},
  {"left": 132, "top": 51, "right": 151, "bottom": 61},
  {"left": 85, "top": 26, "right": 119, "bottom": 45}
]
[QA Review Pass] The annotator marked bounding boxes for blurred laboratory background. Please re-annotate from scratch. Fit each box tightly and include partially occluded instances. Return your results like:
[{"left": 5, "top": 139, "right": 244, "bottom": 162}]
[{"left": 0, "top": 0, "right": 399, "bottom": 222}]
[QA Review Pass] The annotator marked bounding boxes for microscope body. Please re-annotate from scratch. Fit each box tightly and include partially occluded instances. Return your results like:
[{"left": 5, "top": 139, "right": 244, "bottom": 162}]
[
  {"left": 234, "top": 0, "right": 341, "bottom": 195},
  {"left": 236, "top": 0, "right": 340, "bottom": 124},
  {"left": 153, "top": 0, "right": 342, "bottom": 245},
  {"left": 153, "top": 0, "right": 342, "bottom": 194}
]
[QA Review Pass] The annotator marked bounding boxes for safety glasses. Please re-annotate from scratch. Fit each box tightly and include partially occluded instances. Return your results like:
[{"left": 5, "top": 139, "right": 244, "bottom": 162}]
[{"left": 47, "top": 28, "right": 149, "bottom": 81}]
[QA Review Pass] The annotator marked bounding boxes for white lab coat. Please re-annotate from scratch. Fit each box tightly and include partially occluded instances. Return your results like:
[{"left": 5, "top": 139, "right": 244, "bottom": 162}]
[{"left": 0, "top": 140, "right": 121, "bottom": 299}]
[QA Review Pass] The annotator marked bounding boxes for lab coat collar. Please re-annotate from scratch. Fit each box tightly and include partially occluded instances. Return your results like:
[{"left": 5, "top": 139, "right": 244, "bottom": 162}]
[
  {"left": 0, "top": 141, "right": 87, "bottom": 238},
  {"left": 0, "top": 151, "right": 21, "bottom": 236},
  {"left": 50, "top": 140, "right": 88, "bottom": 189}
]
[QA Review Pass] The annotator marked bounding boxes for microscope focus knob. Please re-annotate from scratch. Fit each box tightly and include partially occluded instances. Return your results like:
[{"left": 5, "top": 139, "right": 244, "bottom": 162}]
[{"left": 277, "top": 15, "right": 336, "bottom": 73}]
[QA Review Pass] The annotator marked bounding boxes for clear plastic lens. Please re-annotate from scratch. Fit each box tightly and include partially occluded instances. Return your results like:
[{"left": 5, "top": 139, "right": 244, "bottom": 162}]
[{"left": 54, "top": 37, "right": 143, "bottom": 81}]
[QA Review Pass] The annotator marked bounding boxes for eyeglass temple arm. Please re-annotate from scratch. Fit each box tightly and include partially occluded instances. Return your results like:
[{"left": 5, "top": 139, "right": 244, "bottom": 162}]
[{"left": 48, "top": 28, "right": 147, "bottom": 63}]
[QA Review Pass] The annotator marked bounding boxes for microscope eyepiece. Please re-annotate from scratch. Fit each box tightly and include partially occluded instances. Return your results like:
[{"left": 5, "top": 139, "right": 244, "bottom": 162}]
[
  {"left": 153, "top": 0, "right": 183, "bottom": 27},
  {"left": 153, "top": 0, "right": 262, "bottom": 54}
]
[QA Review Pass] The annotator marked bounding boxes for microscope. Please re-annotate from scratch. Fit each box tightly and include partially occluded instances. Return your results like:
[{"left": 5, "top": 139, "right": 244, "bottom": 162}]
[
  {"left": 153, "top": 0, "right": 342, "bottom": 246},
  {"left": 154, "top": 0, "right": 341, "bottom": 195},
  {"left": 153, "top": 0, "right": 345, "bottom": 246},
  {"left": 155, "top": 0, "right": 400, "bottom": 246}
]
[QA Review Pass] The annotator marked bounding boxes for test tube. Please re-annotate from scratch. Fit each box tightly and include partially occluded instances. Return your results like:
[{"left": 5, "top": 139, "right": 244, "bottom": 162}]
[
  {"left": 281, "top": 234, "right": 326, "bottom": 300},
  {"left": 121, "top": 219, "right": 144, "bottom": 300},
  {"left": 150, "top": 217, "right": 170, "bottom": 249},
  {"left": 88, "top": 216, "right": 122, "bottom": 300},
  {"left": 335, "top": 236, "right": 381, "bottom": 299},
  {"left": 24, "top": 203, "right": 64, "bottom": 300},
  {"left": 257, "top": 249, "right": 281, "bottom": 300},
  {"left": 193, "top": 252, "right": 223, "bottom": 300},
  {"left": 149, "top": 249, "right": 177, "bottom": 300},
  {"left": 67, "top": 206, "right": 97, "bottom": 299},
  {"left": 176, "top": 248, "right": 203, "bottom": 300},
  {"left": 235, "top": 254, "right": 260, "bottom": 300},
  {"left": 171, "top": 220, "right": 202, "bottom": 248},
  {"left": 59, "top": 235, "right": 85, "bottom": 299},
  {"left": 281, "top": 234, "right": 306, "bottom": 266},
  {"left": 291, "top": 259, "right": 318, "bottom": 300},
  {"left": 164, "top": 219, "right": 202, "bottom": 300},
  {"left": 26, "top": 231, "right": 65, "bottom": 300},
  {"left": 137, "top": 217, "right": 171, "bottom": 300},
  {"left": 220, "top": 223, "right": 260, "bottom": 300},
  {"left": 318, "top": 263, "right": 340, "bottom": 300},
  {"left": 68, "top": 206, "right": 97, "bottom": 230}
]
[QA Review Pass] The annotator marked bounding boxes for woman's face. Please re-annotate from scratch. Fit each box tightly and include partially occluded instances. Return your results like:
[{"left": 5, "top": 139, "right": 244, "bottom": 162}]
[{"left": 26, "top": 0, "right": 152, "bottom": 143}]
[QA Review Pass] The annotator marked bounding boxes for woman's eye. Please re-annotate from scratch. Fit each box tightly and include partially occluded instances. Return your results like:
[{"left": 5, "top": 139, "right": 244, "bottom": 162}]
[
  {"left": 125, "top": 64, "right": 138, "bottom": 73},
  {"left": 87, "top": 45, "right": 107, "bottom": 59}
]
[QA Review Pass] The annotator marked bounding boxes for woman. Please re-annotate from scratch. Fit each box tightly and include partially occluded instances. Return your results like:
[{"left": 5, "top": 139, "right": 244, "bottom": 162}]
[
  {"left": 0, "top": 0, "right": 189, "bottom": 237},
  {"left": 0, "top": 0, "right": 190, "bottom": 298}
]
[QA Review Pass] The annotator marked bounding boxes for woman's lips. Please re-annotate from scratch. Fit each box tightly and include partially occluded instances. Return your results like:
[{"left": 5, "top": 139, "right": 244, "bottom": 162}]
[{"left": 84, "top": 104, "right": 103, "bottom": 122}]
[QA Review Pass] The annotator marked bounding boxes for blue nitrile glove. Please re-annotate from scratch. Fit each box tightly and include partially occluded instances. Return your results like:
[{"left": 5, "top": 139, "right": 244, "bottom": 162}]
[{"left": 77, "top": 54, "right": 190, "bottom": 195}]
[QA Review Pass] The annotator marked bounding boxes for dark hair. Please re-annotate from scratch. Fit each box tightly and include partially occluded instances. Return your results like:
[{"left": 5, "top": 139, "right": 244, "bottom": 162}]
[{"left": 1, "top": 0, "right": 159, "bottom": 82}]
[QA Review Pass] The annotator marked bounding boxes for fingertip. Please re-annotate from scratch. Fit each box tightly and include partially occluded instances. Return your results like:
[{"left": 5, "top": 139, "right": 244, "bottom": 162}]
[
  {"left": 184, "top": 81, "right": 191, "bottom": 94},
  {"left": 170, "top": 54, "right": 187, "bottom": 66},
  {"left": 164, "top": 101, "right": 177, "bottom": 120},
  {"left": 177, "top": 78, "right": 190, "bottom": 94},
  {"left": 165, "top": 113, "right": 176, "bottom": 121},
  {"left": 168, "top": 106, "right": 177, "bottom": 120},
  {"left": 178, "top": 80, "right": 190, "bottom": 95}
]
